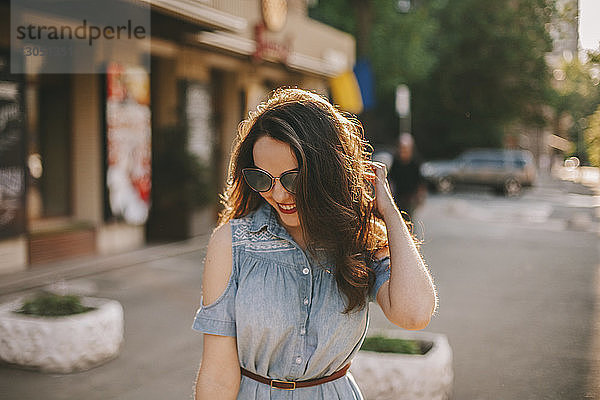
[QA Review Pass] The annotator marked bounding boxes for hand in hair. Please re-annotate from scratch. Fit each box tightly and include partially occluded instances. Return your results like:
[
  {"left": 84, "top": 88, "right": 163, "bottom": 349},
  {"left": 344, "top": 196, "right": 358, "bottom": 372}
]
[{"left": 368, "top": 161, "right": 398, "bottom": 219}]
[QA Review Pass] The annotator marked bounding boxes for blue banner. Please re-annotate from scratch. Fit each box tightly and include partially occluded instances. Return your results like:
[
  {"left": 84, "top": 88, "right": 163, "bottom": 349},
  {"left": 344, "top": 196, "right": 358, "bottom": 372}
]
[{"left": 353, "top": 59, "right": 375, "bottom": 111}]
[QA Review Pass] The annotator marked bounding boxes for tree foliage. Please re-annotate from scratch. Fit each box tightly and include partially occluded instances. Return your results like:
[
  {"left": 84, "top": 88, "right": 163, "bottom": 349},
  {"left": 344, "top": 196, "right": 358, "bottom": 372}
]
[
  {"left": 412, "top": 0, "right": 555, "bottom": 158},
  {"left": 309, "top": 0, "right": 441, "bottom": 145},
  {"left": 550, "top": 56, "right": 600, "bottom": 162},
  {"left": 310, "top": 0, "right": 556, "bottom": 158},
  {"left": 369, "top": 0, "right": 441, "bottom": 89},
  {"left": 584, "top": 106, "right": 600, "bottom": 167}
]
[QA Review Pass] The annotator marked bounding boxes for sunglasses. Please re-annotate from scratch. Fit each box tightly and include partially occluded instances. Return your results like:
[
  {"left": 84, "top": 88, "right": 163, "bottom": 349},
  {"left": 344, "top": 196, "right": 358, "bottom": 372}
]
[{"left": 242, "top": 167, "right": 299, "bottom": 194}]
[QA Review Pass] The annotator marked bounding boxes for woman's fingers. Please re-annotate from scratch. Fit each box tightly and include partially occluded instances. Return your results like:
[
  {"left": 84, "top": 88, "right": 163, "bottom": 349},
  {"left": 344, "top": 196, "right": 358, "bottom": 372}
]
[
  {"left": 370, "top": 162, "right": 389, "bottom": 185},
  {"left": 370, "top": 161, "right": 387, "bottom": 178},
  {"left": 365, "top": 161, "right": 380, "bottom": 181}
]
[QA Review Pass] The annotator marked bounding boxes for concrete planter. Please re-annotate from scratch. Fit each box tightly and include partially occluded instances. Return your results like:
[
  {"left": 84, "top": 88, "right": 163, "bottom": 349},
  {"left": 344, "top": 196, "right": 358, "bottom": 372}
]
[
  {"left": 0, "top": 297, "right": 124, "bottom": 373},
  {"left": 351, "top": 329, "right": 453, "bottom": 400}
]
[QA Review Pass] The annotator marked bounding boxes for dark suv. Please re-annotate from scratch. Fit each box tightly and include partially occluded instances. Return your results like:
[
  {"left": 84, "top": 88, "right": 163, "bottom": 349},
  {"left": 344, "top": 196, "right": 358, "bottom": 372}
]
[{"left": 420, "top": 149, "right": 536, "bottom": 196}]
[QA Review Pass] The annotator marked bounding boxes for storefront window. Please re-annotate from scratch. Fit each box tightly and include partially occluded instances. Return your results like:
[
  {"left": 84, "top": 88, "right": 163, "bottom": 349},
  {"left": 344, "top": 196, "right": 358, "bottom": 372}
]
[
  {"left": 27, "top": 74, "right": 71, "bottom": 222},
  {"left": 0, "top": 51, "right": 27, "bottom": 239}
]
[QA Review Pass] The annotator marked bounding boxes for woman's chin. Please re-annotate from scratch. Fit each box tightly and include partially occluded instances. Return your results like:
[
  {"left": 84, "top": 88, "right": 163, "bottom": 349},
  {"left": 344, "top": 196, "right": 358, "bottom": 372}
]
[
  {"left": 279, "top": 213, "right": 300, "bottom": 228},
  {"left": 272, "top": 208, "right": 300, "bottom": 229}
]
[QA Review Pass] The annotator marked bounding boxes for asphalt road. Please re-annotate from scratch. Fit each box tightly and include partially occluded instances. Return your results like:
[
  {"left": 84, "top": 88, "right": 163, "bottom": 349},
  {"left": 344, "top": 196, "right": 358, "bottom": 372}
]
[
  {"left": 371, "top": 176, "right": 600, "bottom": 399},
  {"left": 1, "top": 175, "right": 598, "bottom": 400}
]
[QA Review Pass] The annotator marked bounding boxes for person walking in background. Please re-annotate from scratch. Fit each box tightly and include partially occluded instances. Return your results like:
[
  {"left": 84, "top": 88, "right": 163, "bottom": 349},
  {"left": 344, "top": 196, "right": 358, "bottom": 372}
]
[
  {"left": 388, "top": 133, "right": 427, "bottom": 220},
  {"left": 192, "top": 88, "right": 437, "bottom": 399}
]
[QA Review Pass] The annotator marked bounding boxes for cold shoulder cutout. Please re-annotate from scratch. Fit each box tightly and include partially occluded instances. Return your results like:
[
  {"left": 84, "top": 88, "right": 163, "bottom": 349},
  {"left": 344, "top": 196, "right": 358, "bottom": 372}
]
[
  {"left": 193, "top": 222, "right": 237, "bottom": 337},
  {"left": 201, "top": 222, "right": 233, "bottom": 306}
]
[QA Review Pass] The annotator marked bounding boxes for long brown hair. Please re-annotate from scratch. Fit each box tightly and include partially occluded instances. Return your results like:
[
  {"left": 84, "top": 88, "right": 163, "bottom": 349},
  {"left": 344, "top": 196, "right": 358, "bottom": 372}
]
[{"left": 218, "top": 88, "right": 388, "bottom": 313}]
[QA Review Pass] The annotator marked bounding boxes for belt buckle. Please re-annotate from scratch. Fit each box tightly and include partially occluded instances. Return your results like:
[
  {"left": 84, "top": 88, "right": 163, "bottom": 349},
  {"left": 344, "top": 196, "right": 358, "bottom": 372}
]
[{"left": 270, "top": 379, "right": 296, "bottom": 390}]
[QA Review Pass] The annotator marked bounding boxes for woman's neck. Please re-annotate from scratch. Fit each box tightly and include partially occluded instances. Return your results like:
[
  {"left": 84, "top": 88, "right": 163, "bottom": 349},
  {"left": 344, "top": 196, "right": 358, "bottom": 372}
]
[
  {"left": 279, "top": 219, "right": 306, "bottom": 250},
  {"left": 289, "top": 227, "right": 306, "bottom": 250}
]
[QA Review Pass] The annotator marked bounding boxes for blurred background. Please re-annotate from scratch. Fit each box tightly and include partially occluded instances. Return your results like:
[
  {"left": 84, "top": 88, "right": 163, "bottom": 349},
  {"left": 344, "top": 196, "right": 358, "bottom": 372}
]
[{"left": 0, "top": 0, "right": 599, "bottom": 399}]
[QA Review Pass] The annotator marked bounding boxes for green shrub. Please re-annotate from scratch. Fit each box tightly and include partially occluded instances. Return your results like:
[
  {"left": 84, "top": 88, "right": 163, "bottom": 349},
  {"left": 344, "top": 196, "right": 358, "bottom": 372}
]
[
  {"left": 585, "top": 105, "right": 600, "bottom": 167},
  {"left": 14, "top": 292, "right": 95, "bottom": 317},
  {"left": 360, "top": 335, "right": 431, "bottom": 355}
]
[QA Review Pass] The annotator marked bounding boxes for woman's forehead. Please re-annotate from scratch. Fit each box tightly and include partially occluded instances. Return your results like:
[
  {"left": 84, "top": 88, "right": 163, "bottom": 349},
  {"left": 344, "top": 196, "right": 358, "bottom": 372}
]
[{"left": 252, "top": 136, "right": 298, "bottom": 174}]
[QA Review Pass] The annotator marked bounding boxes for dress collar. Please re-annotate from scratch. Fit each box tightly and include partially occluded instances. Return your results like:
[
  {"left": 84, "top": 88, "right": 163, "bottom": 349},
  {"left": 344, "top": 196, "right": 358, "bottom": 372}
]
[
  {"left": 249, "top": 202, "right": 332, "bottom": 267},
  {"left": 249, "top": 201, "right": 294, "bottom": 242}
]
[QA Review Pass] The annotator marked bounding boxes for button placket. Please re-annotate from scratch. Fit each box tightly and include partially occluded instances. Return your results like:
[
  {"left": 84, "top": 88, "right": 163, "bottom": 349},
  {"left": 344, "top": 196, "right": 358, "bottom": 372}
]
[
  {"left": 300, "top": 258, "right": 311, "bottom": 309},
  {"left": 285, "top": 248, "right": 314, "bottom": 377},
  {"left": 286, "top": 252, "right": 311, "bottom": 377}
]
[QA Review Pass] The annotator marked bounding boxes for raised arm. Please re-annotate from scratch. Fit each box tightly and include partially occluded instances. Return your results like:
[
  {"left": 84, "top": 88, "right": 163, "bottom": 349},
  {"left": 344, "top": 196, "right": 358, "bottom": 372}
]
[
  {"left": 194, "top": 223, "right": 241, "bottom": 400},
  {"left": 371, "top": 162, "right": 437, "bottom": 330}
]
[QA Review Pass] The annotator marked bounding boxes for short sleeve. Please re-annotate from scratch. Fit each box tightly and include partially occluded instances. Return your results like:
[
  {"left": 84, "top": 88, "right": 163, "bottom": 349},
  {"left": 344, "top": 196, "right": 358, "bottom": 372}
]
[
  {"left": 369, "top": 256, "right": 391, "bottom": 302},
  {"left": 191, "top": 268, "right": 238, "bottom": 337}
]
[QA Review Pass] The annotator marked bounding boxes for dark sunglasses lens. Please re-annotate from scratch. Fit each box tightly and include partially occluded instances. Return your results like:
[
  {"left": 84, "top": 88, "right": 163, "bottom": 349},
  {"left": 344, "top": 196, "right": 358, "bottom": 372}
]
[
  {"left": 243, "top": 169, "right": 272, "bottom": 192},
  {"left": 280, "top": 171, "right": 299, "bottom": 193}
]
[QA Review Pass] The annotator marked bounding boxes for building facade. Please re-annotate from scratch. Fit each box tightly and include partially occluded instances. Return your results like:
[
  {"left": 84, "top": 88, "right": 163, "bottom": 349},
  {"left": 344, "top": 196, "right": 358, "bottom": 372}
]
[{"left": 0, "top": 0, "right": 355, "bottom": 273}]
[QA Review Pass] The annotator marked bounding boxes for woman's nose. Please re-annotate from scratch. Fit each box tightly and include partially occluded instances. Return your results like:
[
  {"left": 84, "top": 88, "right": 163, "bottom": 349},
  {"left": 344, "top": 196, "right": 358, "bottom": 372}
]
[{"left": 271, "top": 179, "right": 292, "bottom": 202}]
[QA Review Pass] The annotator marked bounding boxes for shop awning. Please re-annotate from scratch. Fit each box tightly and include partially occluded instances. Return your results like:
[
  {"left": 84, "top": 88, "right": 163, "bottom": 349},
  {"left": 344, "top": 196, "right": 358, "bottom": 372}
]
[
  {"left": 140, "top": 0, "right": 247, "bottom": 32},
  {"left": 193, "top": 31, "right": 342, "bottom": 78}
]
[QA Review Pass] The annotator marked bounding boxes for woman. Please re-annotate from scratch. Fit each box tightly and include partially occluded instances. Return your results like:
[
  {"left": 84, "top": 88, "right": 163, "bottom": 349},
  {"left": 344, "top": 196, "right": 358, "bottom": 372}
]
[{"left": 193, "top": 88, "right": 437, "bottom": 399}]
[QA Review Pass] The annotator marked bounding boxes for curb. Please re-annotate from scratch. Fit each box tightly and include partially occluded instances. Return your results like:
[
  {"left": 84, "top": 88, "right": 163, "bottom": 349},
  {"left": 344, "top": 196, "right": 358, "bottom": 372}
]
[{"left": 0, "top": 234, "right": 211, "bottom": 298}]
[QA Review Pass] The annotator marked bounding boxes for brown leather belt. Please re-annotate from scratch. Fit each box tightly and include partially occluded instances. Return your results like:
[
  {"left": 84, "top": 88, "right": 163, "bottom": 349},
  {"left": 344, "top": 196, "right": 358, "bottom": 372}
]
[{"left": 240, "top": 363, "right": 351, "bottom": 390}]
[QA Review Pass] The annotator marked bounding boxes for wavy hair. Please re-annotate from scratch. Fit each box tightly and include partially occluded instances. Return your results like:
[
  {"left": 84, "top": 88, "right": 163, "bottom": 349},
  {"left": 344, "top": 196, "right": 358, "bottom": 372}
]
[{"left": 218, "top": 88, "right": 388, "bottom": 313}]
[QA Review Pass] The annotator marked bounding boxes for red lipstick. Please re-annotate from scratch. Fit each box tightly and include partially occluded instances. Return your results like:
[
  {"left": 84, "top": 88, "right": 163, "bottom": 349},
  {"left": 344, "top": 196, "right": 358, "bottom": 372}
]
[{"left": 277, "top": 203, "right": 297, "bottom": 214}]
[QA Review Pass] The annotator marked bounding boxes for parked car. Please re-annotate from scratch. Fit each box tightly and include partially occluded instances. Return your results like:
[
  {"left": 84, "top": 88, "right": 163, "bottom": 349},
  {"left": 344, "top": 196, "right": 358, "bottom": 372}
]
[{"left": 420, "top": 149, "right": 536, "bottom": 196}]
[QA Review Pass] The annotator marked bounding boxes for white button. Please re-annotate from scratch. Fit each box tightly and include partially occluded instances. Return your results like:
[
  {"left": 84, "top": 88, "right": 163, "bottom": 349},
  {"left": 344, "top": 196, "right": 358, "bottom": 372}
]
[
  {"left": 302, "top": 268, "right": 310, "bottom": 275},
  {"left": 303, "top": 298, "right": 309, "bottom": 305},
  {"left": 300, "top": 328, "right": 306, "bottom": 335},
  {"left": 295, "top": 357, "right": 302, "bottom": 364}
]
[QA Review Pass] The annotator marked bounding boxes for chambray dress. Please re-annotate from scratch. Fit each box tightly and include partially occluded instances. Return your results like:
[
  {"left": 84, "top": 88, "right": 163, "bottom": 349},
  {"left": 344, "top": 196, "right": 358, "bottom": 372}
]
[{"left": 192, "top": 202, "right": 391, "bottom": 400}]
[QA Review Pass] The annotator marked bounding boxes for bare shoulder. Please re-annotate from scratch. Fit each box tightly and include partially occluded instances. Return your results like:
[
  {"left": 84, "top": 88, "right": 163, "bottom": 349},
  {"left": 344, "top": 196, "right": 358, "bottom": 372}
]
[
  {"left": 208, "top": 222, "right": 232, "bottom": 252},
  {"left": 202, "top": 223, "right": 233, "bottom": 306}
]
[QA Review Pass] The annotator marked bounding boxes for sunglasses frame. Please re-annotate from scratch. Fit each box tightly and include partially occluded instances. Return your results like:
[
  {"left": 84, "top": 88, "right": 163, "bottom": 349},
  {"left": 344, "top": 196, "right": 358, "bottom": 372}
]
[{"left": 242, "top": 167, "right": 299, "bottom": 194}]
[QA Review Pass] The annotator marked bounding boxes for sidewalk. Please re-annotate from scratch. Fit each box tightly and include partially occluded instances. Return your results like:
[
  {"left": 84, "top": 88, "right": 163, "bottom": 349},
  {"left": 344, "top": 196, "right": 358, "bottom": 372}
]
[
  {"left": 0, "top": 234, "right": 210, "bottom": 300},
  {"left": 1, "top": 234, "right": 213, "bottom": 400}
]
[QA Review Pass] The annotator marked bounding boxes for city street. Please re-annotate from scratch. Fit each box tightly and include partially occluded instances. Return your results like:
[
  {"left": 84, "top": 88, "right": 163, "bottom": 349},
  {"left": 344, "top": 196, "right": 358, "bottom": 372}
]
[
  {"left": 1, "top": 176, "right": 599, "bottom": 399},
  {"left": 1, "top": 1, "right": 597, "bottom": 399}
]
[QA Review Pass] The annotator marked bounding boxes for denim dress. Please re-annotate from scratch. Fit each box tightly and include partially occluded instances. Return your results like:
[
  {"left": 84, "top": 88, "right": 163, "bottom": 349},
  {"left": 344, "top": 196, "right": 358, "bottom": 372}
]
[{"left": 192, "top": 202, "right": 391, "bottom": 400}]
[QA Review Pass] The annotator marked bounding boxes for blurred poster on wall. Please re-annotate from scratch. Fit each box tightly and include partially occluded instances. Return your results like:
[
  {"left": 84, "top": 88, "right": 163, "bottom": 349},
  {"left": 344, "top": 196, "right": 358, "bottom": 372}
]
[
  {"left": 105, "top": 63, "right": 151, "bottom": 225},
  {"left": 0, "top": 52, "right": 26, "bottom": 239},
  {"left": 180, "top": 81, "right": 213, "bottom": 164}
]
